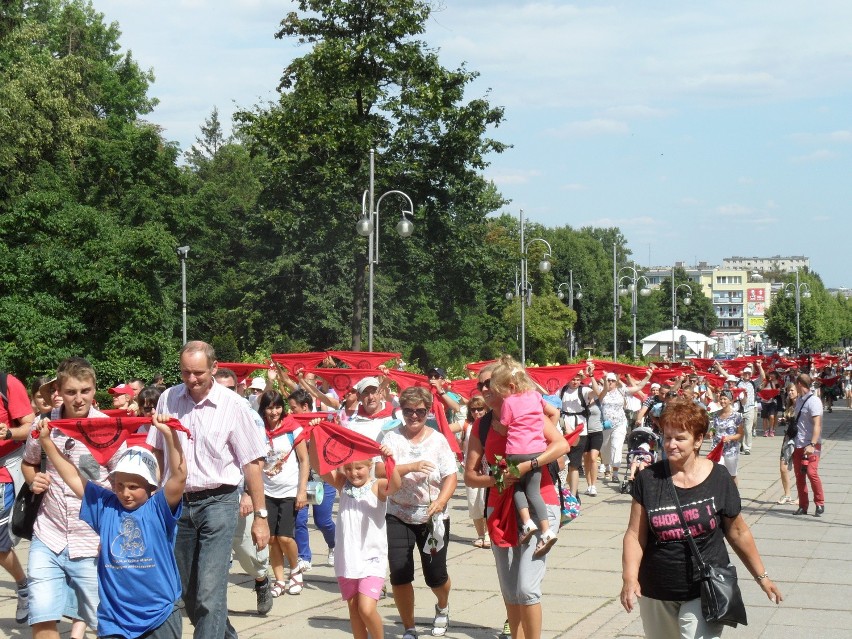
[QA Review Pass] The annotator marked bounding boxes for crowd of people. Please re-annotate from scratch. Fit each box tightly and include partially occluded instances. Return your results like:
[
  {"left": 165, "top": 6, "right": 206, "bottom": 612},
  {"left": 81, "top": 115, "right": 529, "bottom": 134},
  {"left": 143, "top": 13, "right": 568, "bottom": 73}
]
[{"left": 0, "top": 347, "right": 844, "bottom": 638}]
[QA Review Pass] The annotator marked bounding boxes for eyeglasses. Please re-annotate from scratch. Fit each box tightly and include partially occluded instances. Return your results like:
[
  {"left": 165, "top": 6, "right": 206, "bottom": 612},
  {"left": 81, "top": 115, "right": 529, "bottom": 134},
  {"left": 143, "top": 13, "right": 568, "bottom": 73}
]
[
  {"left": 401, "top": 407, "right": 429, "bottom": 419},
  {"left": 477, "top": 379, "right": 491, "bottom": 391},
  {"left": 140, "top": 404, "right": 156, "bottom": 413}
]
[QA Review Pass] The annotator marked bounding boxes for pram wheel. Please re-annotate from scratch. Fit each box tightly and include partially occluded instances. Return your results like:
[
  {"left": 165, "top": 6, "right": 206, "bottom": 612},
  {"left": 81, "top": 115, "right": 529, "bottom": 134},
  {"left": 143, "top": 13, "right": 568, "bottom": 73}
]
[{"left": 620, "top": 479, "right": 632, "bottom": 494}]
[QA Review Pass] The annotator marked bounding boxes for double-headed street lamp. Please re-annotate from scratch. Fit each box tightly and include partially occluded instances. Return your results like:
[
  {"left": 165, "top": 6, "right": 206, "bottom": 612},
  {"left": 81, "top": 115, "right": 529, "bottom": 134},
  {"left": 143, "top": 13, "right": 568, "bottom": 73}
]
[
  {"left": 617, "top": 266, "right": 651, "bottom": 359},
  {"left": 356, "top": 149, "right": 415, "bottom": 352},
  {"left": 781, "top": 269, "right": 811, "bottom": 352},
  {"left": 557, "top": 271, "right": 582, "bottom": 359},
  {"left": 507, "top": 209, "right": 552, "bottom": 365},
  {"left": 670, "top": 266, "right": 693, "bottom": 360}
]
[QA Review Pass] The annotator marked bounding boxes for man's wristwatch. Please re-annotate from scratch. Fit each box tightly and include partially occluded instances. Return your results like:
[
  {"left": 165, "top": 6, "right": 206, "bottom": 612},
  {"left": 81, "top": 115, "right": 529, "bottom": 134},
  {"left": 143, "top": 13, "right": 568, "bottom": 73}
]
[
  {"left": 254, "top": 509, "right": 268, "bottom": 519},
  {"left": 3, "top": 427, "right": 13, "bottom": 440}
]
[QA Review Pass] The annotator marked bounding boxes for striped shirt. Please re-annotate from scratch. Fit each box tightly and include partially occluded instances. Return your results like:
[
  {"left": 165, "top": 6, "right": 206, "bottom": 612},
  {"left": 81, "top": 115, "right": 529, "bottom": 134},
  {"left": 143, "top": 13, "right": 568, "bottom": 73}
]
[
  {"left": 147, "top": 381, "right": 266, "bottom": 492},
  {"left": 23, "top": 406, "right": 124, "bottom": 558}
]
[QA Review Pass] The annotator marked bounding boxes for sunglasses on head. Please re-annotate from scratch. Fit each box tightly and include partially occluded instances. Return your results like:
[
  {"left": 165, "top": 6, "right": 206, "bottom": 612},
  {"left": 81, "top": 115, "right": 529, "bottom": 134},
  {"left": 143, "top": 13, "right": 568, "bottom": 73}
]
[
  {"left": 401, "top": 407, "right": 429, "bottom": 419},
  {"left": 477, "top": 379, "right": 491, "bottom": 391}
]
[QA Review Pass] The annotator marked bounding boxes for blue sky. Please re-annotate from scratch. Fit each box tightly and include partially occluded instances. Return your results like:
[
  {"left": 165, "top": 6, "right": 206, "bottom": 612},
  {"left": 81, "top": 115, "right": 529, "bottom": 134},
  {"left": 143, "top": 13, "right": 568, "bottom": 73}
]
[{"left": 98, "top": 1, "right": 851, "bottom": 287}]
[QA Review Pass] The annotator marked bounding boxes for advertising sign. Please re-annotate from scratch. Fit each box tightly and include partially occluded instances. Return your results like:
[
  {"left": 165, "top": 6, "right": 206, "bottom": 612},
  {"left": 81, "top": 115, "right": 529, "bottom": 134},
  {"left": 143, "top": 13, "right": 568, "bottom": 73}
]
[
  {"left": 747, "top": 288, "right": 766, "bottom": 303},
  {"left": 748, "top": 317, "right": 765, "bottom": 329}
]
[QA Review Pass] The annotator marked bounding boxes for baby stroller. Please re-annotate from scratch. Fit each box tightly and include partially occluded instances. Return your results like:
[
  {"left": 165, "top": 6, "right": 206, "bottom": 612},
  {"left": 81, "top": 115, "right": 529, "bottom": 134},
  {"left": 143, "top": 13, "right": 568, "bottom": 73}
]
[{"left": 620, "top": 425, "right": 659, "bottom": 494}]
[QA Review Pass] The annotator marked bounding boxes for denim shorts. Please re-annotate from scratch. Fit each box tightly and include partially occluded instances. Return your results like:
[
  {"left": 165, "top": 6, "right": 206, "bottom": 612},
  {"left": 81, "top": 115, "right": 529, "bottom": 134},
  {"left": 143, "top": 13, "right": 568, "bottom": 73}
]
[
  {"left": 0, "top": 482, "right": 14, "bottom": 552},
  {"left": 27, "top": 536, "right": 99, "bottom": 628}
]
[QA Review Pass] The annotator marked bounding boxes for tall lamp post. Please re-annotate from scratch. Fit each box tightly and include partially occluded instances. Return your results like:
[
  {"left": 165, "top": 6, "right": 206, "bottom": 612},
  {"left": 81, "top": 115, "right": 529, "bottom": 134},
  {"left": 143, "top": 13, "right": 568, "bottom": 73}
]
[
  {"left": 507, "top": 209, "right": 552, "bottom": 365},
  {"left": 356, "top": 149, "right": 415, "bottom": 352},
  {"left": 557, "top": 272, "right": 582, "bottom": 359},
  {"left": 670, "top": 266, "right": 693, "bottom": 360},
  {"left": 781, "top": 269, "right": 811, "bottom": 352},
  {"left": 617, "top": 266, "right": 651, "bottom": 359},
  {"left": 176, "top": 245, "right": 190, "bottom": 345}
]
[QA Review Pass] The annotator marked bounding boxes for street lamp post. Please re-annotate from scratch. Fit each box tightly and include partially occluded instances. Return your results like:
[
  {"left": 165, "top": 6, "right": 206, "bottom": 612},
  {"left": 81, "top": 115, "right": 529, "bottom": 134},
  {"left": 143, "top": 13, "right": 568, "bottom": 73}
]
[
  {"left": 781, "top": 269, "right": 811, "bottom": 352},
  {"left": 356, "top": 149, "right": 415, "bottom": 352},
  {"left": 670, "top": 266, "right": 693, "bottom": 360},
  {"left": 507, "top": 209, "right": 552, "bottom": 365},
  {"left": 617, "top": 266, "right": 651, "bottom": 359},
  {"left": 557, "top": 271, "right": 582, "bottom": 359},
  {"left": 176, "top": 245, "right": 190, "bottom": 345}
]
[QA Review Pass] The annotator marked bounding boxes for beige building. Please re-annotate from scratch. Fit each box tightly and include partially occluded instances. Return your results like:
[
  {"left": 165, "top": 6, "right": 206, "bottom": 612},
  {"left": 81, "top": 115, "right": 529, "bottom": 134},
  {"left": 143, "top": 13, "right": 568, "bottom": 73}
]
[
  {"left": 722, "top": 255, "right": 809, "bottom": 274},
  {"left": 644, "top": 262, "right": 773, "bottom": 337}
]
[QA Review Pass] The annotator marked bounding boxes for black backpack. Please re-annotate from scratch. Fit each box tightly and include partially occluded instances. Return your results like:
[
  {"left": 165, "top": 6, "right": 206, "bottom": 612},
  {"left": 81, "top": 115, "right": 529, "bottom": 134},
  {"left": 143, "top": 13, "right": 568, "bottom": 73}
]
[
  {"left": 558, "top": 382, "right": 590, "bottom": 419},
  {"left": 0, "top": 371, "right": 9, "bottom": 413}
]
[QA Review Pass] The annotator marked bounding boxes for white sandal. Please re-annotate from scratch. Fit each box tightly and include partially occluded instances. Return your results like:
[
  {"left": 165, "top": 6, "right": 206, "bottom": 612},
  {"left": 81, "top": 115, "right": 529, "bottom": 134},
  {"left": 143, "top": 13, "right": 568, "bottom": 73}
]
[
  {"left": 287, "top": 569, "right": 303, "bottom": 595},
  {"left": 270, "top": 580, "right": 287, "bottom": 598}
]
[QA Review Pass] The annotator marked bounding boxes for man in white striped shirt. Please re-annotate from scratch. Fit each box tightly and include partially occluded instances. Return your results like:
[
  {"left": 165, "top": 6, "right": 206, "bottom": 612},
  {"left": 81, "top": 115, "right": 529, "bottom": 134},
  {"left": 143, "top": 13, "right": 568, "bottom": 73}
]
[{"left": 147, "top": 341, "right": 268, "bottom": 639}]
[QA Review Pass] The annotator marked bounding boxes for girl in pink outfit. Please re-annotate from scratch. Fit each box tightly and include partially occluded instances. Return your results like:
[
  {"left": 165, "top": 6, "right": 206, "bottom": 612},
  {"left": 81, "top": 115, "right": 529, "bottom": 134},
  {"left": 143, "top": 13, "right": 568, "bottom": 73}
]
[{"left": 490, "top": 356, "right": 557, "bottom": 557}]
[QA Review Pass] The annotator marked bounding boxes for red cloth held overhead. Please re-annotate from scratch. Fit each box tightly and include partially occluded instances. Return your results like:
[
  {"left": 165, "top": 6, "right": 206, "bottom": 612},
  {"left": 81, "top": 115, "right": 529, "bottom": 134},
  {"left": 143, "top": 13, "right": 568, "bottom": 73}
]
[
  {"left": 590, "top": 360, "right": 649, "bottom": 379},
  {"left": 217, "top": 362, "right": 268, "bottom": 381},
  {"left": 382, "top": 369, "right": 431, "bottom": 391},
  {"left": 298, "top": 368, "right": 384, "bottom": 394},
  {"left": 270, "top": 353, "right": 328, "bottom": 374},
  {"left": 448, "top": 378, "right": 479, "bottom": 400},
  {"left": 43, "top": 417, "right": 190, "bottom": 465},
  {"left": 526, "top": 365, "right": 586, "bottom": 394},
  {"left": 326, "top": 351, "right": 401, "bottom": 370}
]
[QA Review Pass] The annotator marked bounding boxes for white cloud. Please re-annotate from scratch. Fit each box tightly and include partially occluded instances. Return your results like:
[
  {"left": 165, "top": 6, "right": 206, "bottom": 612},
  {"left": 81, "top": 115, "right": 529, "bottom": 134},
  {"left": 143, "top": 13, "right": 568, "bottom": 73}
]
[
  {"left": 548, "top": 119, "right": 629, "bottom": 138},
  {"left": 738, "top": 177, "right": 754, "bottom": 185},
  {"left": 829, "top": 130, "right": 852, "bottom": 142},
  {"left": 601, "top": 105, "right": 673, "bottom": 119},
  {"left": 561, "top": 183, "right": 587, "bottom": 192},
  {"left": 486, "top": 169, "right": 541, "bottom": 186},
  {"left": 791, "top": 149, "right": 838, "bottom": 163},
  {"left": 680, "top": 197, "right": 703, "bottom": 206},
  {"left": 717, "top": 204, "right": 754, "bottom": 216}
]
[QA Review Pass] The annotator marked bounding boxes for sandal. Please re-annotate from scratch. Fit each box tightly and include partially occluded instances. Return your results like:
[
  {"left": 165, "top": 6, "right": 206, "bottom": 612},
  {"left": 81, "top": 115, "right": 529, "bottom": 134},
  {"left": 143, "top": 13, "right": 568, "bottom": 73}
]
[
  {"left": 270, "top": 580, "right": 287, "bottom": 598},
  {"left": 533, "top": 529, "right": 558, "bottom": 558},
  {"left": 473, "top": 537, "right": 485, "bottom": 548},
  {"left": 431, "top": 604, "right": 449, "bottom": 637},
  {"left": 287, "top": 569, "right": 303, "bottom": 595},
  {"left": 519, "top": 521, "right": 538, "bottom": 545},
  {"left": 482, "top": 537, "right": 491, "bottom": 549},
  {"left": 777, "top": 495, "right": 792, "bottom": 504}
]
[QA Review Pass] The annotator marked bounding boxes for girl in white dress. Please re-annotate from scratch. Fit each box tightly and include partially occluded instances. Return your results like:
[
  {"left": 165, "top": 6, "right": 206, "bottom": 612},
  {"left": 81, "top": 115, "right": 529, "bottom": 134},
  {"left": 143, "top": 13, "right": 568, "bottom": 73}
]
[{"left": 310, "top": 443, "right": 401, "bottom": 639}]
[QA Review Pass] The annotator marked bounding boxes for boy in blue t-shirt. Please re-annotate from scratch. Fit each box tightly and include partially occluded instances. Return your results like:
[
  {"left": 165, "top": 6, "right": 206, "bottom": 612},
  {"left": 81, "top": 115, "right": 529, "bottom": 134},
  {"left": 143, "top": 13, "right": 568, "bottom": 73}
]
[{"left": 37, "top": 414, "right": 187, "bottom": 639}]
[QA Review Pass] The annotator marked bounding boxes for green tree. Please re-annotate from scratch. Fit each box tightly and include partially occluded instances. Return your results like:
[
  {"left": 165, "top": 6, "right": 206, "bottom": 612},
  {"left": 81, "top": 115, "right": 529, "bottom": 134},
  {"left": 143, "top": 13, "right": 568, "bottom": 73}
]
[{"left": 237, "top": 0, "right": 508, "bottom": 360}]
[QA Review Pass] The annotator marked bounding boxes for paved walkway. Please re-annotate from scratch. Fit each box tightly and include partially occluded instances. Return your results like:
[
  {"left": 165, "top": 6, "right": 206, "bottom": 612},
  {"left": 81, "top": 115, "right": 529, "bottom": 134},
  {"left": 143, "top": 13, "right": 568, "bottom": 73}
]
[{"left": 3, "top": 408, "right": 849, "bottom": 638}]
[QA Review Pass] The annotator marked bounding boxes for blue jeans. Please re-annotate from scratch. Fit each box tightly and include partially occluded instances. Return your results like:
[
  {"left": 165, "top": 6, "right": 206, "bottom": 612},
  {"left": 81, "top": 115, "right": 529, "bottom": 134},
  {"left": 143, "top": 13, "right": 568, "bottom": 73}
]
[
  {"left": 295, "top": 481, "right": 336, "bottom": 562},
  {"left": 175, "top": 490, "right": 239, "bottom": 639}
]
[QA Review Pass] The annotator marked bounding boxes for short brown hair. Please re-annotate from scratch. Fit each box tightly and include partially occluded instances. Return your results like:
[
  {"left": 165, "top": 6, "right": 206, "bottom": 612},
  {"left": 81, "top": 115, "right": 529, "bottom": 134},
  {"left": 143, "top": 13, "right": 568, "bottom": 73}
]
[
  {"left": 795, "top": 373, "right": 812, "bottom": 389},
  {"left": 399, "top": 386, "right": 433, "bottom": 409},
  {"left": 659, "top": 398, "right": 709, "bottom": 441},
  {"left": 56, "top": 357, "right": 96, "bottom": 390}
]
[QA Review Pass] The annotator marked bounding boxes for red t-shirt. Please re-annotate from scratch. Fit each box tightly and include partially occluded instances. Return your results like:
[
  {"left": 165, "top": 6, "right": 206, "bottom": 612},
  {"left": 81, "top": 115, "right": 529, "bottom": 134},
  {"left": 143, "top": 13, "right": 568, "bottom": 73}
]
[{"left": 1, "top": 373, "right": 34, "bottom": 482}]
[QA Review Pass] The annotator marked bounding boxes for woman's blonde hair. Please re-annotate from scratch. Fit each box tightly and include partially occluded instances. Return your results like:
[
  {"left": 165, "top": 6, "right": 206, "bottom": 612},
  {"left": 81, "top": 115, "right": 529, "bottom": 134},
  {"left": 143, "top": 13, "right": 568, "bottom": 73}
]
[{"left": 489, "top": 355, "right": 536, "bottom": 396}]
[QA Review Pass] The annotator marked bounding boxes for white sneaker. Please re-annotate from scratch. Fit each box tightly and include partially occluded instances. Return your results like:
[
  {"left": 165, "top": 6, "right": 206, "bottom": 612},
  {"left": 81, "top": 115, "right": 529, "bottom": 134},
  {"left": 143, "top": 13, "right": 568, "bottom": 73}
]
[
  {"left": 297, "top": 559, "right": 312, "bottom": 573},
  {"left": 584, "top": 485, "right": 597, "bottom": 496},
  {"left": 611, "top": 471, "right": 620, "bottom": 483},
  {"left": 15, "top": 582, "right": 29, "bottom": 624},
  {"left": 327, "top": 548, "right": 335, "bottom": 567},
  {"left": 598, "top": 463, "right": 606, "bottom": 474}
]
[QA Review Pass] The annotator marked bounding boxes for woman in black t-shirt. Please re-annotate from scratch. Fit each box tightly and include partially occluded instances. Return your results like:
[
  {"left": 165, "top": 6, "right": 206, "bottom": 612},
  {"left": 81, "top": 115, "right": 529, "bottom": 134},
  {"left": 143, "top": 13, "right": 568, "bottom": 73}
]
[{"left": 620, "top": 400, "right": 782, "bottom": 638}]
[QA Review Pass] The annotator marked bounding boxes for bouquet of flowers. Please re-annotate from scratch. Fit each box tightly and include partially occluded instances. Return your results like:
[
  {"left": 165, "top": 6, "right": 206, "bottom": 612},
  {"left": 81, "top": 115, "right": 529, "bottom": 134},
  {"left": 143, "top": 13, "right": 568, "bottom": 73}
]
[{"left": 488, "top": 455, "right": 520, "bottom": 493}]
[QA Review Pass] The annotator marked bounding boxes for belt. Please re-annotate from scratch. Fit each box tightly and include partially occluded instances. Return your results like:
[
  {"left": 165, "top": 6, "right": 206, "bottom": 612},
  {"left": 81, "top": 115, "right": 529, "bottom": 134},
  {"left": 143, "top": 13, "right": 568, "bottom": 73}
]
[{"left": 183, "top": 484, "right": 238, "bottom": 502}]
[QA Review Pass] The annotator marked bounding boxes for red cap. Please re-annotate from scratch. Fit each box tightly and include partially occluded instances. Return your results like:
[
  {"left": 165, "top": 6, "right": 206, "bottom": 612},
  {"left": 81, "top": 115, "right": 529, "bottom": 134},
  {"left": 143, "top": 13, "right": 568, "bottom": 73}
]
[{"left": 108, "top": 384, "right": 135, "bottom": 396}]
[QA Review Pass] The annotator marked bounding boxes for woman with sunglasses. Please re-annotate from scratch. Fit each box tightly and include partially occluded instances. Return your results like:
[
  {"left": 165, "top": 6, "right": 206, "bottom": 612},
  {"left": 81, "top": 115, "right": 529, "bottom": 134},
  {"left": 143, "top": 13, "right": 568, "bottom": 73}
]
[
  {"left": 378, "top": 386, "right": 458, "bottom": 639},
  {"left": 453, "top": 395, "right": 490, "bottom": 548},
  {"left": 464, "top": 363, "right": 569, "bottom": 639}
]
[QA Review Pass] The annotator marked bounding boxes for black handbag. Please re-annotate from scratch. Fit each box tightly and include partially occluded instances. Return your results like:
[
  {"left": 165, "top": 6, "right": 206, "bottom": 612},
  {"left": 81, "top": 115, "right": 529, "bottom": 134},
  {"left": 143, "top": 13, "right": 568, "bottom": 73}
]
[
  {"left": 665, "top": 464, "right": 748, "bottom": 627},
  {"left": 11, "top": 453, "right": 47, "bottom": 540}
]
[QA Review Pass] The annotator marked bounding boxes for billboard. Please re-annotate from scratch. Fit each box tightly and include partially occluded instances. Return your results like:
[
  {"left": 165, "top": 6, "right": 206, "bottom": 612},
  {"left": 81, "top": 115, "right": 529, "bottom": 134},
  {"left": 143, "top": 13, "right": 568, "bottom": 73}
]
[
  {"left": 747, "top": 301, "right": 765, "bottom": 317},
  {"left": 748, "top": 317, "right": 765, "bottom": 329},
  {"left": 747, "top": 288, "right": 766, "bottom": 303}
]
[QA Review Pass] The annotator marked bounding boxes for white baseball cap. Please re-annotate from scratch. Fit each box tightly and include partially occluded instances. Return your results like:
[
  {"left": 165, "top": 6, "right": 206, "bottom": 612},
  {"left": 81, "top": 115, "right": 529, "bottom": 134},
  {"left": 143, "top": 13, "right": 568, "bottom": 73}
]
[
  {"left": 110, "top": 447, "right": 160, "bottom": 488},
  {"left": 355, "top": 376, "right": 380, "bottom": 394},
  {"left": 249, "top": 377, "right": 267, "bottom": 391},
  {"left": 605, "top": 372, "right": 618, "bottom": 381}
]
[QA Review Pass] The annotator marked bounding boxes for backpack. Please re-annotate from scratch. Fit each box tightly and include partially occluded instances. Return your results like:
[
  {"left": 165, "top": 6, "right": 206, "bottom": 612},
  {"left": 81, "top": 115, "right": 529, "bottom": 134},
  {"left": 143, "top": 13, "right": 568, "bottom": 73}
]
[
  {"left": 0, "top": 372, "right": 8, "bottom": 413},
  {"left": 558, "top": 382, "right": 590, "bottom": 419}
]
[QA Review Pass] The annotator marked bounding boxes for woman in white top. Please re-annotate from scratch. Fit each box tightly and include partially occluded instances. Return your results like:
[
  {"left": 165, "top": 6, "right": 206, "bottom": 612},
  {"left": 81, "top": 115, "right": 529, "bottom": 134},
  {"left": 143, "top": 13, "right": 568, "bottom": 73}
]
[{"left": 258, "top": 390, "right": 309, "bottom": 596}]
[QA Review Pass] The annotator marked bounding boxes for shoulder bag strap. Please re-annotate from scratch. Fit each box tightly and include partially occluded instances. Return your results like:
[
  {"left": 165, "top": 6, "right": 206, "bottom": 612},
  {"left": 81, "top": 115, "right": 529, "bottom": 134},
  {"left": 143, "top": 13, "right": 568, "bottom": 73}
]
[{"left": 664, "top": 461, "right": 707, "bottom": 571}]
